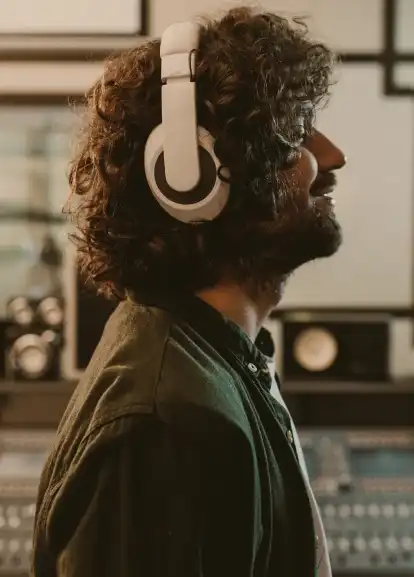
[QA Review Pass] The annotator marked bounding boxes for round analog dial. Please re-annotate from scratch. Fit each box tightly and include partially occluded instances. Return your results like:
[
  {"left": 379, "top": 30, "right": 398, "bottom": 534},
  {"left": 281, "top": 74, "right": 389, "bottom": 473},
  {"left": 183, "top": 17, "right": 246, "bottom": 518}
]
[{"left": 293, "top": 327, "right": 338, "bottom": 372}]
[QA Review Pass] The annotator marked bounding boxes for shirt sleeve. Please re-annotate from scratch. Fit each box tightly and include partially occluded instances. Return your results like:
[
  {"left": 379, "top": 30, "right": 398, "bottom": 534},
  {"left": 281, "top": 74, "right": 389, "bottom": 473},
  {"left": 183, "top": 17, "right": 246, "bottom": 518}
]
[{"left": 40, "top": 416, "right": 208, "bottom": 577}]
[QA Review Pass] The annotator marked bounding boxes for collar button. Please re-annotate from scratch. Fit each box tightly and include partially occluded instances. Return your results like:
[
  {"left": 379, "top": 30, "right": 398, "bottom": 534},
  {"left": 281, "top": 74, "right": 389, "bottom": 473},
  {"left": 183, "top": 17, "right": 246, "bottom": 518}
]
[{"left": 247, "top": 362, "right": 258, "bottom": 373}]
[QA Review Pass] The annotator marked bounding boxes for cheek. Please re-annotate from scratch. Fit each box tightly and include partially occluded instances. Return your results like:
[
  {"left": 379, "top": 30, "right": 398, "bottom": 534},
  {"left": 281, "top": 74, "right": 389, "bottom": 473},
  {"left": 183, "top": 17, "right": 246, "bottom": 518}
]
[
  {"left": 282, "top": 148, "right": 318, "bottom": 211},
  {"left": 295, "top": 148, "right": 318, "bottom": 191}
]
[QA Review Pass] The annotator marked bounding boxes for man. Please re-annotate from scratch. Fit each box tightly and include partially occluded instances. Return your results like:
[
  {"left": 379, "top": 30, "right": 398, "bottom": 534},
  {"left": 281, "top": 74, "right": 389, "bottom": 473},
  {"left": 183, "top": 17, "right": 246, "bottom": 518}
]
[{"left": 32, "top": 7, "right": 346, "bottom": 577}]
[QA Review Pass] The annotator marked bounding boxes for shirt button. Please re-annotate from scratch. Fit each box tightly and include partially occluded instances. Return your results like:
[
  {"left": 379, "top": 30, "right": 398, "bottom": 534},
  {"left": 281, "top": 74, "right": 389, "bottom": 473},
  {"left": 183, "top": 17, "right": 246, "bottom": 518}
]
[
  {"left": 247, "top": 362, "right": 258, "bottom": 373},
  {"left": 286, "top": 430, "right": 294, "bottom": 443}
]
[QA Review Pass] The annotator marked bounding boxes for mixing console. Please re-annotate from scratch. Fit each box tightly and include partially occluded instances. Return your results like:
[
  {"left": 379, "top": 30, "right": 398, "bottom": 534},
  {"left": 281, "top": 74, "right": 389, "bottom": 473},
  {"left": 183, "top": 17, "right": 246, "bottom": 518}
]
[
  {"left": 300, "top": 429, "right": 414, "bottom": 575},
  {"left": 0, "top": 429, "right": 54, "bottom": 576},
  {"left": 0, "top": 428, "right": 411, "bottom": 576}
]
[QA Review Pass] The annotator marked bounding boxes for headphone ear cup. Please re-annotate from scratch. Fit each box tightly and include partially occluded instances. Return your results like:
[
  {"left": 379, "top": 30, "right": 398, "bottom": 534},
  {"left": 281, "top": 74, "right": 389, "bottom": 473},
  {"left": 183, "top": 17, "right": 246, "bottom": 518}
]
[{"left": 144, "top": 125, "right": 230, "bottom": 223}]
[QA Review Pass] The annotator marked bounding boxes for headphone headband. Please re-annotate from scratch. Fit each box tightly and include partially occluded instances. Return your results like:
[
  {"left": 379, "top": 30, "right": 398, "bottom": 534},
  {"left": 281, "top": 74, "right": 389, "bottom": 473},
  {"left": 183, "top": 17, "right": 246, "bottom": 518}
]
[
  {"left": 161, "top": 21, "right": 199, "bottom": 54},
  {"left": 161, "top": 22, "right": 201, "bottom": 192}
]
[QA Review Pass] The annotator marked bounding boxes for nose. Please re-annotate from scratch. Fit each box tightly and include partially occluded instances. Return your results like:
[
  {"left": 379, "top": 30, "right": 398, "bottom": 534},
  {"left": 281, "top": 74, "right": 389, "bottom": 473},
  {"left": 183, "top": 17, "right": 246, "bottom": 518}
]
[{"left": 306, "top": 130, "right": 346, "bottom": 173}]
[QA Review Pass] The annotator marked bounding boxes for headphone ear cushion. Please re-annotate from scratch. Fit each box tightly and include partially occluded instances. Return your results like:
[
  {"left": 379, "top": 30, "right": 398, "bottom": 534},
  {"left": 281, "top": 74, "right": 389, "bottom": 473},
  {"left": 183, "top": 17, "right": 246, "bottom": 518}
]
[{"left": 144, "top": 124, "right": 164, "bottom": 197}]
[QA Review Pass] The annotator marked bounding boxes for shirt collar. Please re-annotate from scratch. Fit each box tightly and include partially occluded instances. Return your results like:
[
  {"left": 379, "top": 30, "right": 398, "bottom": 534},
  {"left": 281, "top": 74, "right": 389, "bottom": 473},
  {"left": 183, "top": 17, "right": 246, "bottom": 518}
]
[{"left": 128, "top": 290, "right": 274, "bottom": 376}]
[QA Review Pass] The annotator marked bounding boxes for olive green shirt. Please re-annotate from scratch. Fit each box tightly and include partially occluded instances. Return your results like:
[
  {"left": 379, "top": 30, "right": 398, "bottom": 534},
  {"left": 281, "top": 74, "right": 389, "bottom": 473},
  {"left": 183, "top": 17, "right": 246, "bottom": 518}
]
[{"left": 32, "top": 294, "right": 316, "bottom": 577}]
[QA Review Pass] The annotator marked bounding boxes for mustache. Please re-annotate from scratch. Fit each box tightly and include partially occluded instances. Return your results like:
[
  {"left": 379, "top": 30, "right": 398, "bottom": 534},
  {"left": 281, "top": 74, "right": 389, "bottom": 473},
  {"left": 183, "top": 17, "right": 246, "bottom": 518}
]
[{"left": 310, "top": 172, "right": 337, "bottom": 197}]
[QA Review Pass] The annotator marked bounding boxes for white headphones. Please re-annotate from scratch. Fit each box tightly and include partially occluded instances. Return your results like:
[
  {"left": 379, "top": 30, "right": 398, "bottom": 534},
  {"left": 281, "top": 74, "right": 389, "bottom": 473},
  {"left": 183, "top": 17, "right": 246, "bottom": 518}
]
[{"left": 144, "top": 21, "right": 230, "bottom": 223}]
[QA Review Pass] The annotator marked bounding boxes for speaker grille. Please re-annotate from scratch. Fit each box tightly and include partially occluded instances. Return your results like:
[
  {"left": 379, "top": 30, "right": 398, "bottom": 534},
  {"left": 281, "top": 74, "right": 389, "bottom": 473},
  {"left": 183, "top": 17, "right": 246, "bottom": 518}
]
[{"left": 283, "top": 320, "right": 389, "bottom": 382}]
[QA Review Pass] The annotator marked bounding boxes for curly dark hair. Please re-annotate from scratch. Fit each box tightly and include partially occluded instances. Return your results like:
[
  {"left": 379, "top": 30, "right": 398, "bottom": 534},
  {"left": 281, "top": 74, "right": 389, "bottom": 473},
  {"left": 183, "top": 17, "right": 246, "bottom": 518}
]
[{"left": 67, "top": 6, "right": 335, "bottom": 300}]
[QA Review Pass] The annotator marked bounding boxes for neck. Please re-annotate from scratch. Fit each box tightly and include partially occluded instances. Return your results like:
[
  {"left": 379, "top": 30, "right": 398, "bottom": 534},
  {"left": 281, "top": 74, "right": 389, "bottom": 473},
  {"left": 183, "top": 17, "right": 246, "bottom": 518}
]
[{"left": 196, "top": 281, "right": 283, "bottom": 341}]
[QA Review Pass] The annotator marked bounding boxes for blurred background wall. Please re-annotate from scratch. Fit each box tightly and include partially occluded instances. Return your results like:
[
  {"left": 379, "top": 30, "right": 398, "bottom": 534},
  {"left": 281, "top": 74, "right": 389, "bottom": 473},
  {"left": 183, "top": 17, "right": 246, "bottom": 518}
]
[{"left": 1, "top": 0, "right": 414, "bottom": 314}]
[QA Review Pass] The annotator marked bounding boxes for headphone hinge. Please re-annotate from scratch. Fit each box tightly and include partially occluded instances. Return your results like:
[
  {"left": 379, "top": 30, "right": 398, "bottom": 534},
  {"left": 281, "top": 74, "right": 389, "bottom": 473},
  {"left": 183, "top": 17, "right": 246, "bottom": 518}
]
[{"left": 161, "top": 50, "right": 197, "bottom": 85}]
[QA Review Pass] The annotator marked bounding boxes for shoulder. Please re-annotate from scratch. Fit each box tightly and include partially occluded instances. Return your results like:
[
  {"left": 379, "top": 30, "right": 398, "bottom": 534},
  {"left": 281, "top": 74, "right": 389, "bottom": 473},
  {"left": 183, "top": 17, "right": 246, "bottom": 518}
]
[
  {"left": 39, "top": 299, "right": 254, "bottom": 514},
  {"left": 39, "top": 405, "right": 254, "bottom": 540},
  {"left": 63, "top": 298, "right": 248, "bottom": 437}
]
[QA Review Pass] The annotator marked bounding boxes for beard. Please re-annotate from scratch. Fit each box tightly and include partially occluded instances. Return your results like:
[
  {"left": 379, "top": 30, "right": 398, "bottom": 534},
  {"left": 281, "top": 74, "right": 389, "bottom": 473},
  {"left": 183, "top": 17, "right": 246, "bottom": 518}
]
[
  {"left": 238, "top": 192, "right": 343, "bottom": 290},
  {"left": 268, "top": 169, "right": 343, "bottom": 275},
  {"left": 279, "top": 198, "right": 342, "bottom": 272},
  {"left": 204, "top": 174, "right": 343, "bottom": 293}
]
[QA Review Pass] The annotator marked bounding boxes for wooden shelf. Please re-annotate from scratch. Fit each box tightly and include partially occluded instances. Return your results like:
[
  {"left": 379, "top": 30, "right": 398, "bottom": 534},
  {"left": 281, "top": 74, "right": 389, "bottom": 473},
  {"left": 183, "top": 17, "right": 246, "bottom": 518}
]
[
  {"left": 283, "top": 380, "right": 414, "bottom": 395},
  {"left": 0, "top": 381, "right": 76, "bottom": 395},
  {"left": 0, "top": 381, "right": 75, "bottom": 428},
  {"left": 283, "top": 382, "right": 414, "bottom": 428}
]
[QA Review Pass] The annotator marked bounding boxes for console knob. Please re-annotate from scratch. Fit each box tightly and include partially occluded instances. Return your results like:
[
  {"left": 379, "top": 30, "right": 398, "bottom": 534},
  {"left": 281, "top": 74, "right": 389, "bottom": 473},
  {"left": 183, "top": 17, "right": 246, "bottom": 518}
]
[
  {"left": 385, "top": 537, "right": 399, "bottom": 551},
  {"left": 23, "top": 504, "right": 36, "bottom": 518},
  {"left": 338, "top": 538, "right": 350, "bottom": 553},
  {"left": 401, "top": 537, "right": 414, "bottom": 551},
  {"left": 337, "top": 476, "right": 353, "bottom": 492},
  {"left": 353, "top": 504, "right": 365, "bottom": 518},
  {"left": 397, "top": 504, "right": 410, "bottom": 518},
  {"left": 8, "top": 540, "right": 20, "bottom": 554},
  {"left": 382, "top": 504, "right": 394, "bottom": 518},
  {"left": 8, "top": 515, "right": 20, "bottom": 529},
  {"left": 368, "top": 504, "right": 380, "bottom": 518},
  {"left": 339, "top": 504, "right": 351, "bottom": 518},
  {"left": 369, "top": 537, "right": 382, "bottom": 552},
  {"left": 324, "top": 504, "right": 336, "bottom": 518},
  {"left": 354, "top": 537, "right": 366, "bottom": 552}
]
